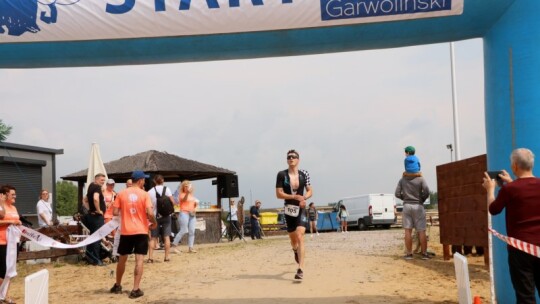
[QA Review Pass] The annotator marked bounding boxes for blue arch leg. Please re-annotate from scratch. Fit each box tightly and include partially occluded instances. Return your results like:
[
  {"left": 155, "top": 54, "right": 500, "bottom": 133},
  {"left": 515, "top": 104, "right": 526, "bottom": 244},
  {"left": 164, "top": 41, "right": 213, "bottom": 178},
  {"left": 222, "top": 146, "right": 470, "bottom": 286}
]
[{"left": 484, "top": 0, "right": 540, "bottom": 302}]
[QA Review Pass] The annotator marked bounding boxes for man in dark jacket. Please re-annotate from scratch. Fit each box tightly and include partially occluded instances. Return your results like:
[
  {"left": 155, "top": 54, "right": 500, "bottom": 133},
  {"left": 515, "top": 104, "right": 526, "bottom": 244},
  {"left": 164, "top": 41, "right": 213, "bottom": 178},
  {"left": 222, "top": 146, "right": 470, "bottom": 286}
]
[
  {"left": 85, "top": 173, "right": 107, "bottom": 266},
  {"left": 250, "top": 201, "right": 262, "bottom": 240},
  {"left": 395, "top": 174, "right": 430, "bottom": 260}
]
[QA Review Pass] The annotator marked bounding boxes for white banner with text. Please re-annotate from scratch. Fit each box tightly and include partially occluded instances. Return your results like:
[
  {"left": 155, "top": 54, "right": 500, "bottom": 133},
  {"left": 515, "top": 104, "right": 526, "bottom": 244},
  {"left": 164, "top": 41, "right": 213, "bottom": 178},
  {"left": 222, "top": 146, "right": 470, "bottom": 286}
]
[{"left": 1, "top": 0, "right": 463, "bottom": 43}]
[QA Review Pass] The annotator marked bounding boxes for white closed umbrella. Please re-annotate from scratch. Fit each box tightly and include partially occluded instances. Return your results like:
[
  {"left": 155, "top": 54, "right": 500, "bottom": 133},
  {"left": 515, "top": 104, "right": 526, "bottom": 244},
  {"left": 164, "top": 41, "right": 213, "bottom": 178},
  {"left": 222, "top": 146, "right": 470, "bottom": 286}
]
[{"left": 85, "top": 143, "right": 107, "bottom": 193}]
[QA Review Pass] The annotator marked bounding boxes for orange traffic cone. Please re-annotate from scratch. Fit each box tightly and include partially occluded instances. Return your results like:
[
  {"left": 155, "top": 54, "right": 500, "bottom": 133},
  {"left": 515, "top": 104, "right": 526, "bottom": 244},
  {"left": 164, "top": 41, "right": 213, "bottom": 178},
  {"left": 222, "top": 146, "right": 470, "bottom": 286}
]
[{"left": 473, "top": 296, "right": 482, "bottom": 304}]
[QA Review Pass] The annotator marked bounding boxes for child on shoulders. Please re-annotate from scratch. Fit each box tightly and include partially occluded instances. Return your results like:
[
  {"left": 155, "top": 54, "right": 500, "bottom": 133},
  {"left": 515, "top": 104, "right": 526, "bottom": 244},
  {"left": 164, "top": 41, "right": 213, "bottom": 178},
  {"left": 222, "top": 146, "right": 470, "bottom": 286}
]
[{"left": 403, "top": 146, "right": 422, "bottom": 177}]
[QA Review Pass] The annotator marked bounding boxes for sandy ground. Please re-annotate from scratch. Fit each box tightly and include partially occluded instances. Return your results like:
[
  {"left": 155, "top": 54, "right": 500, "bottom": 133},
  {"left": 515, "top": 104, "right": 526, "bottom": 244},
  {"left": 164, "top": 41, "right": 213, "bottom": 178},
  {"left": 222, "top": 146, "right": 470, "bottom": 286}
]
[{"left": 9, "top": 227, "right": 491, "bottom": 304}]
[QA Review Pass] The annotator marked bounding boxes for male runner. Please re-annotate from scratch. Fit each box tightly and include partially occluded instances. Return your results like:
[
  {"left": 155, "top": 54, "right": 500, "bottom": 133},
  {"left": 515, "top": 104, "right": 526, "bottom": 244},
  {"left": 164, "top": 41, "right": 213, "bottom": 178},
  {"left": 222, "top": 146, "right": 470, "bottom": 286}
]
[{"left": 276, "top": 149, "right": 312, "bottom": 280}]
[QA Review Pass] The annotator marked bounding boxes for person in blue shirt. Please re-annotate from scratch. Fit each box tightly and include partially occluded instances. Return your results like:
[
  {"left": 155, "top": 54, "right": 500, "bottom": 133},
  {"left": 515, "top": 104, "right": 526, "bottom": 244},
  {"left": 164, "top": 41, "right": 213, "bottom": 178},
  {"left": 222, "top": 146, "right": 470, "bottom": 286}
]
[{"left": 404, "top": 146, "right": 422, "bottom": 176}]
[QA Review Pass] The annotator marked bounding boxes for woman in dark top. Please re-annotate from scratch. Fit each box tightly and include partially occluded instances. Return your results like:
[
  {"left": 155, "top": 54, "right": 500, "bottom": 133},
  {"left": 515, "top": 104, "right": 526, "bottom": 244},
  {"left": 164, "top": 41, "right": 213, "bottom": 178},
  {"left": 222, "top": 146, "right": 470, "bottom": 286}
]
[
  {"left": 337, "top": 205, "right": 348, "bottom": 233},
  {"left": 308, "top": 202, "right": 319, "bottom": 237}
]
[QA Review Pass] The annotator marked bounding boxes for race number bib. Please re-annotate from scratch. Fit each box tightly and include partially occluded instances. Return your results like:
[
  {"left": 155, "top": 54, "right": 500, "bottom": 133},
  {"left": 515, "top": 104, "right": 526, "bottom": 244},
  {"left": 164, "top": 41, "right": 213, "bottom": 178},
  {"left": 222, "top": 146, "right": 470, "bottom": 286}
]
[{"left": 284, "top": 204, "right": 300, "bottom": 217}]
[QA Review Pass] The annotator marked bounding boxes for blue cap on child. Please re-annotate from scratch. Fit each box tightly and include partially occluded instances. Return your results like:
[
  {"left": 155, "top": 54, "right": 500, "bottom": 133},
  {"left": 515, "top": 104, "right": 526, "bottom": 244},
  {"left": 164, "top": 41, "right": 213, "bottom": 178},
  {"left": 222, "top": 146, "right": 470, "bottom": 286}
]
[{"left": 404, "top": 146, "right": 415, "bottom": 154}]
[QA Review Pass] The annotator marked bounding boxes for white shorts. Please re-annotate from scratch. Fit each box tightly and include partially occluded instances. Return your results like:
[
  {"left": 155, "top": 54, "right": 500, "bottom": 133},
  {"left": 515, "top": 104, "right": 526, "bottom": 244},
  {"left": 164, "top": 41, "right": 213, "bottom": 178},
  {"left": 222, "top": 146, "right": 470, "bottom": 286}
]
[{"left": 402, "top": 204, "right": 426, "bottom": 231}]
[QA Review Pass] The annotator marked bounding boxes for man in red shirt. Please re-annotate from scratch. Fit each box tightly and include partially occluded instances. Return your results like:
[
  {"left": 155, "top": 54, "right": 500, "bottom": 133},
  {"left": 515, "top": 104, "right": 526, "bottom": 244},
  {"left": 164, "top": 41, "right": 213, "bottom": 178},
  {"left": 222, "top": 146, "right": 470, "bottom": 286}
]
[
  {"left": 483, "top": 148, "right": 540, "bottom": 304},
  {"left": 110, "top": 171, "right": 157, "bottom": 299}
]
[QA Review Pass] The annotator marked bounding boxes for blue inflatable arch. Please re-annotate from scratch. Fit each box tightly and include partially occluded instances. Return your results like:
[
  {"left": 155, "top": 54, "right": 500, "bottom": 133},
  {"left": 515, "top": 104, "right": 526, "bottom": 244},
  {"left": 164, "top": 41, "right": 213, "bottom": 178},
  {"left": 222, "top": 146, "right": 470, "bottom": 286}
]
[{"left": 1, "top": 0, "right": 539, "bottom": 302}]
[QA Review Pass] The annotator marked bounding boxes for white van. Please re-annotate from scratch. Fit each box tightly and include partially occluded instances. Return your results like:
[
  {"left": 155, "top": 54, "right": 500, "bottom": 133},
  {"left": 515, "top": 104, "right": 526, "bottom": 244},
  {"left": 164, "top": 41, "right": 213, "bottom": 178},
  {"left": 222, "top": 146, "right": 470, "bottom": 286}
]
[{"left": 336, "top": 194, "right": 396, "bottom": 230}]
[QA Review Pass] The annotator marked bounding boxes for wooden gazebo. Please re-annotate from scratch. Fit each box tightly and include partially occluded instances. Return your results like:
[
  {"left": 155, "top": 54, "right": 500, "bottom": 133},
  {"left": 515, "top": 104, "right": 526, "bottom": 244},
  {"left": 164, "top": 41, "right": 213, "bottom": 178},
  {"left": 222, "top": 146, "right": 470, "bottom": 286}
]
[
  {"left": 63, "top": 150, "right": 235, "bottom": 184},
  {"left": 62, "top": 150, "right": 236, "bottom": 243},
  {"left": 62, "top": 149, "right": 236, "bottom": 206}
]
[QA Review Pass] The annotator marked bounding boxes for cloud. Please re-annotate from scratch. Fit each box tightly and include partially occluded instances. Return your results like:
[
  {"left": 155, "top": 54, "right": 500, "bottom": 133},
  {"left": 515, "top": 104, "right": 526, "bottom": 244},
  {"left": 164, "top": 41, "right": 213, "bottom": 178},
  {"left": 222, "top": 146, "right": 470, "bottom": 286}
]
[{"left": 1, "top": 39, "right": 486, "bottom": 208}]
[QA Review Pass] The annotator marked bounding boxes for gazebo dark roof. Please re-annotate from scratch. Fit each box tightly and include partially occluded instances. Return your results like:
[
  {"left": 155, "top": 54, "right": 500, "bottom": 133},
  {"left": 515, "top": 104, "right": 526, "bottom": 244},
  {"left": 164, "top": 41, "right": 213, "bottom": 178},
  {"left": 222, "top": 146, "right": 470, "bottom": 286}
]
[{"left": 62, "top": 150, "right": 235, "bottom": 183}]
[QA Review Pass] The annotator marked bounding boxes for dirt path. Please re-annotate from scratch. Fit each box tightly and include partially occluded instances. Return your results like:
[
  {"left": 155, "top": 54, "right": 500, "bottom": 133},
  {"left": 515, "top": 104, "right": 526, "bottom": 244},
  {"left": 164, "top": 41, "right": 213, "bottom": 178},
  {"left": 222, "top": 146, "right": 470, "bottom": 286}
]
[{"left": 10, "top": 227, "right": 491, "bottom": 304}]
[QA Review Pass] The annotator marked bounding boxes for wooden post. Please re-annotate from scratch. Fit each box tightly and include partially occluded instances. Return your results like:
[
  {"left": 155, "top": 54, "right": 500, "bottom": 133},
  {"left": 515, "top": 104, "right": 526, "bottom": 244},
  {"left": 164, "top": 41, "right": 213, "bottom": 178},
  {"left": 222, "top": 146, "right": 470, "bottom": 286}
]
[
  {"left": 238, "top": 197, "right": 245, "bottom": 237},
  {"left": 443, "top": 244, "right": 451, "bottom": 260}
]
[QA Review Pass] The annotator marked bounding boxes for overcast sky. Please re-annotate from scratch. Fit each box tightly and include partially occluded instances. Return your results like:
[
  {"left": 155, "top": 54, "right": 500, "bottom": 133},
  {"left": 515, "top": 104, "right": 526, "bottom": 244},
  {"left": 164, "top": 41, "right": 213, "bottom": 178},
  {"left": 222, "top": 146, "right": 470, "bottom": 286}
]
[{"left": 0, "top": 38, "right": 486, "bottom": 209}]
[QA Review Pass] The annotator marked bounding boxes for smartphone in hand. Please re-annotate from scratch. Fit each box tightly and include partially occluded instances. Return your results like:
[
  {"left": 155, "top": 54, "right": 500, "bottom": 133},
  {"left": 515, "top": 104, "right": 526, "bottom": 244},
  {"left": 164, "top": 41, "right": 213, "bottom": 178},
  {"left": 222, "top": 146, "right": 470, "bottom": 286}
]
[{"left": 487, "top": 171, "right": 504, "bottom": 187}]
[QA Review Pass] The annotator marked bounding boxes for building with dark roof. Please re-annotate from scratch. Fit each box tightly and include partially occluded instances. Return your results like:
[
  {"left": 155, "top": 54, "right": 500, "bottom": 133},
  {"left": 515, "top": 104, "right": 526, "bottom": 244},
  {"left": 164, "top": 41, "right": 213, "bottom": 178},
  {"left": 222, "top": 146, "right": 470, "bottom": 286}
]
[{"left": 0, "top": 142, "right": 63, "bottom": 219}]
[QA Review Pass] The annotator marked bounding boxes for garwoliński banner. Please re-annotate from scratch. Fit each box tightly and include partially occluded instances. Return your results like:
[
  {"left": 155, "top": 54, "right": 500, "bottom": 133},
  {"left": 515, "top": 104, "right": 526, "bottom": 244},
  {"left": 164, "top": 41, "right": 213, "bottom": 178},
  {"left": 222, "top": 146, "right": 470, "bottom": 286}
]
[{"left": 0, "top": 0, "right": 463, "bottom": 43}]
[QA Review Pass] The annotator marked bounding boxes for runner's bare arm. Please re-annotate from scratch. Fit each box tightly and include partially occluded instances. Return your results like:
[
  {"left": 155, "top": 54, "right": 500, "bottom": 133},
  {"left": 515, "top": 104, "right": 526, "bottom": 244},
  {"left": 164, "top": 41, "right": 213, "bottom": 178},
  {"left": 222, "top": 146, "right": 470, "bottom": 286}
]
[
  {"left": 276, "top": 188, "right": 303, "bottom": 201},
  {"left": 304, "top": 185, "right": 313, "bottom": 200}
]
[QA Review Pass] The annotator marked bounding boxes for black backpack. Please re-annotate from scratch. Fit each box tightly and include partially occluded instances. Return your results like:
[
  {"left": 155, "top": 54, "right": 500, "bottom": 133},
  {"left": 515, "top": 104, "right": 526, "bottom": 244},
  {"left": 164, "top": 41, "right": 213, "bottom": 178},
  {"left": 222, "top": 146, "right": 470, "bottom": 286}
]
[{"left": 155, "top": 186, "right": 174, "bottom": 217}]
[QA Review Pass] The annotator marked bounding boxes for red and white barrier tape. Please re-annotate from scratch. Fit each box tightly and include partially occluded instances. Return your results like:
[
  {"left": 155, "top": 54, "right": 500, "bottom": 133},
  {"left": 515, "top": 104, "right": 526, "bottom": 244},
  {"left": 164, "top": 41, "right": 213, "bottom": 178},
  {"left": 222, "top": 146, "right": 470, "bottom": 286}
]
[
  {"left": 0, "top": 218, "right": 120, "bottom": 300},
  {"left": 489, "top": 228, "right": 540, "bottom": 258}
]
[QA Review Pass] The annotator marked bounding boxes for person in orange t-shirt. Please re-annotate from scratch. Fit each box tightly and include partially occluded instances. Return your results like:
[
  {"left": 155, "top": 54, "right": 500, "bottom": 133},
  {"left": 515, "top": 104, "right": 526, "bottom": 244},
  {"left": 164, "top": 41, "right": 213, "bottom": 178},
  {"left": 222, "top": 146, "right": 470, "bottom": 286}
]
[
  {"left": 0, "top": 185, "right": 22, "bottom": 304},
  {"left": 103, "top": 179, "right": 117, "bottom": 224},
  {"left": 110, "top": 171, "right": 157, "bottom": 300},
  {"left": 171, "top": 180, "right": 199, "bottom": 253}
]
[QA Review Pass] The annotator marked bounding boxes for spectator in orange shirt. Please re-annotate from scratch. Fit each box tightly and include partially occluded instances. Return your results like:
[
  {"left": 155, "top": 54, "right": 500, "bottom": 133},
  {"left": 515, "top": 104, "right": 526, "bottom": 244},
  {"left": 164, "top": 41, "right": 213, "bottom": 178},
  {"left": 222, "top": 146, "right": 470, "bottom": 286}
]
[
  {"left": 171, "top": 180, "right": 199, "bottom": 253},
  {"left": 0, "top": 185, "right": 22, "bottom": 304},
  {"left": 103, "top": 179, "right": 117, "bottom": 224},
  {"left": 110, "top": 171, "right": 157, "bottom": 299}
]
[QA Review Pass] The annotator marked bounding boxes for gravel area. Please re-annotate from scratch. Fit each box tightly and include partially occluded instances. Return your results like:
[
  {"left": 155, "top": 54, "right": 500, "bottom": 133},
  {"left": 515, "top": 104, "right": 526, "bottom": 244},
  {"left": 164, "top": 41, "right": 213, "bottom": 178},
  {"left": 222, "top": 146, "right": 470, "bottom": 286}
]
[{"left": 9, "top": 227, "right": 491, "bottom": 304}]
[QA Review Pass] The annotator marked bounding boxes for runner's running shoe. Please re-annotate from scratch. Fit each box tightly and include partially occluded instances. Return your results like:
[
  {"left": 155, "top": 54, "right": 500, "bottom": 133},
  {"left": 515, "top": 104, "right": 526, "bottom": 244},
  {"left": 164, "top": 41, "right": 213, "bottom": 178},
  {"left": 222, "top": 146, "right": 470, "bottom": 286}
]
[
  {"left": 295, "top": 268, "right": 303, "bottom": 280},
  {"left": 129, "top": 289, "right": 144, "bottom": 299},
  {"left": 110, "top": 283, "right": 122, "bottom": 294}
]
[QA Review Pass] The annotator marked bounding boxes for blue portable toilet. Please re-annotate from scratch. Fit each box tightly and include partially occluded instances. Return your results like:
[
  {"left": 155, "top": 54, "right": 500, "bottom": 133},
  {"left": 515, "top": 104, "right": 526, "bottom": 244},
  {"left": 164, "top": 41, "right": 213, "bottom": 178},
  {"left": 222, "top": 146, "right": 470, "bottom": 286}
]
[{"left": 317, "top": 211, "right": 339, "bottom": 231}]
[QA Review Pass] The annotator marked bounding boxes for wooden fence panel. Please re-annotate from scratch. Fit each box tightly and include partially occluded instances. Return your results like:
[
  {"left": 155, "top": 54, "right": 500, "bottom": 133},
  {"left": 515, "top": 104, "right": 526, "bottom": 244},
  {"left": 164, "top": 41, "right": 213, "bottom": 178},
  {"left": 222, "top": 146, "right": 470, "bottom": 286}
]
[{"left": 437, "top": 154, "right": 488, "bottom": 261}]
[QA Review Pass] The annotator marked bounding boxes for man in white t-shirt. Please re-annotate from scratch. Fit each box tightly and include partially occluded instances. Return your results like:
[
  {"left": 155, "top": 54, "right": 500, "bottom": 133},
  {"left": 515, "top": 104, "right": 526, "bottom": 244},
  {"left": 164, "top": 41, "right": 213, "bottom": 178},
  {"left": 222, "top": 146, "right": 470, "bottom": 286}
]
[
  {"left": 147, "top": 175, "right": 174, "bottom": 262},
  {"left": 228, "top": 199, "right": 241, "bottom": 241},
  {"left": 36, "top": 189, "right": 53, "bottom": 227}
]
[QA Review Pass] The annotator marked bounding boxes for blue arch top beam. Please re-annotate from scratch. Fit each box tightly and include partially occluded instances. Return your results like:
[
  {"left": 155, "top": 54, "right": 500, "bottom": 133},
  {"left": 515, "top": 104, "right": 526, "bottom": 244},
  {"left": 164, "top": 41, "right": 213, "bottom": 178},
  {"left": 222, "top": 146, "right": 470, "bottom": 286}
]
[{"left": 0, "top": 0, "right": 514, "bottom": 68}]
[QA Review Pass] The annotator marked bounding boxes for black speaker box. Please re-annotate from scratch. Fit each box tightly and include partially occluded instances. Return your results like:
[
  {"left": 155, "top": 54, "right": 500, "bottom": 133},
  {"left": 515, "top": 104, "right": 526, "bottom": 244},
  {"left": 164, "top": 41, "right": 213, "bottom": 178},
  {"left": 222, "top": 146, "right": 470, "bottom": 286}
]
[{"left": 218, "top": 175, "right": 239, "bottom": 198}]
